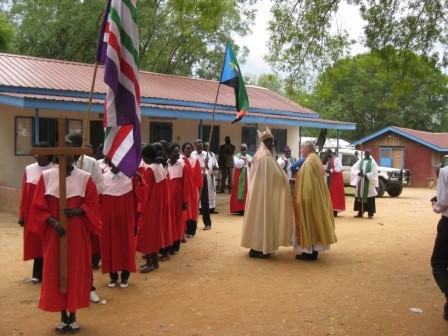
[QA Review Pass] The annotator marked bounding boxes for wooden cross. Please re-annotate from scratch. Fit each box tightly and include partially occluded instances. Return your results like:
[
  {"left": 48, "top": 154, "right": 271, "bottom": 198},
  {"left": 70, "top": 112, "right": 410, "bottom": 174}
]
[{"left": 30, "top": 118, "right": 92, "bottom": 293}]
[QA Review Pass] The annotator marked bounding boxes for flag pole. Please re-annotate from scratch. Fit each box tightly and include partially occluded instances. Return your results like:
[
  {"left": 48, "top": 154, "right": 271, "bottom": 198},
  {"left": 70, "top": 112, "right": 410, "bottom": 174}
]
[
  {"left": 79, "top": 61, "right": 100, "bottom": 169},
  {"left": 203, "top": 42, "right": 229, "bottom": 174}
]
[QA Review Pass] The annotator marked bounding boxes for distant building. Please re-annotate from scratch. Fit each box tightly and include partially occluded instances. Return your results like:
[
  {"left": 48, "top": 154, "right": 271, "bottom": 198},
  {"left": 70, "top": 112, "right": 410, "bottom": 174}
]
[{"left": 351, "top": 126, "right": 448, "bottom": 187}]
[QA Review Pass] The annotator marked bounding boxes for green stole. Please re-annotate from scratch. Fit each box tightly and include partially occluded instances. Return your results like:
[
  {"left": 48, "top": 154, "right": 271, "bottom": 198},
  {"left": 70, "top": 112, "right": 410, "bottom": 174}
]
[
  {"left": 357, "top": 158, "right": 372, "bottom": 202},
  {"left": 237, "top": 153, "right": 252, "bottom": 200},
  {"left": 282, "top": 156, "right": 297, "bottom": 174}
]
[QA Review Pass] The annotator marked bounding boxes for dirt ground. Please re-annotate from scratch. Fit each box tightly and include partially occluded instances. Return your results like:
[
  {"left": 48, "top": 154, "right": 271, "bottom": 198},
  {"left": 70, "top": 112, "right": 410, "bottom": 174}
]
[{"left": 1, "top": 187, "right": 448, "bottom": 336}]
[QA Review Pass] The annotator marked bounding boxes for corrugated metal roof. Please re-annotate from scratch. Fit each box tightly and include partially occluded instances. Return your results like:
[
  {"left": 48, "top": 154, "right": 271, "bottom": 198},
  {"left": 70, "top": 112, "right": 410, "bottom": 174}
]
[
  {"left": 0, "top": 52, "right": 356, "bottom": 129},
  {"left": 351, "top": 126, "right": 448, "bottom": 151},
  {"left": 394, "top": 126, "right": 448, "bottom": 149},
  {"left": 0, "top": 53, "right": 312, "bottom": 113}
]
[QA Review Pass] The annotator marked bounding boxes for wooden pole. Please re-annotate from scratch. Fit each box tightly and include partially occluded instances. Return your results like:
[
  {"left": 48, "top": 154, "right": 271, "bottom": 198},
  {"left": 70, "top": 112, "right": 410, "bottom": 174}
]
[
  {"left": 57, "top": 119, "right": 68, "bottom": 293},
  {"left": 80, "top": 61, "right": 100, "bottom": 169},
  {"left": 30, "top": 118, "right": 92, "bottom": 293}
]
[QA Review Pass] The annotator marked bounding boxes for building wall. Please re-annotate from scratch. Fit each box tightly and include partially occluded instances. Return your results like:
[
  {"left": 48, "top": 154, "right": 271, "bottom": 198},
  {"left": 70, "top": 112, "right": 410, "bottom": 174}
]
[
  {"left": 0, "top": 103, "right": 300, "bottom": 214},
  {"left": 355, "top": 131, "right": 438, "bottom": 187}
]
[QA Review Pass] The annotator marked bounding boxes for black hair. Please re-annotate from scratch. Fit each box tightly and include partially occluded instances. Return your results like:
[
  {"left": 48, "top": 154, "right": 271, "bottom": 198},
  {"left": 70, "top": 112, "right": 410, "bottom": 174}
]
[
  {"left": 66, "top": 132, "right": 83, "bottom": 147},
  {"left": 34, "top": 141, "right": 53, "bottom": 162},
  {"left": 167, "top": 142, "right": 180, "bottom": 155},
  {"left": 182, "top": 142, "right": 193, "bottom": 152}
]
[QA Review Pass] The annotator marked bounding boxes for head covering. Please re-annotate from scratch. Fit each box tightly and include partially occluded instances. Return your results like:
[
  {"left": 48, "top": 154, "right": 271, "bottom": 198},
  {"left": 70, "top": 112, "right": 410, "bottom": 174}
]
[
  {"left": 257, "top": 127, "right": 274, "bottom": 141},
  {"left": 283, "top": 145, "right": 291, "bottom": 152}
]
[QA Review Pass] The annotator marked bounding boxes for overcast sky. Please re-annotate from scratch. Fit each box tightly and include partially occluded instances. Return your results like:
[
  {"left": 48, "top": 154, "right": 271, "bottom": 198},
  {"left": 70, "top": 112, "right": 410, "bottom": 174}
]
[{"left": 235, "top": 0, "right": 368, "bottom": 77}]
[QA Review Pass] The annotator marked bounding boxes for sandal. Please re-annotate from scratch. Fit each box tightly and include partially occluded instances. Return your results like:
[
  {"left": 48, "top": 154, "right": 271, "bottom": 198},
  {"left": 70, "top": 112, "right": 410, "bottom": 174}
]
[
  {"left": 55, "top": 321, "right": 68, "bottom": 334},
  {"left": 68, "top": 321, "right": 80, "bottom": 334}
]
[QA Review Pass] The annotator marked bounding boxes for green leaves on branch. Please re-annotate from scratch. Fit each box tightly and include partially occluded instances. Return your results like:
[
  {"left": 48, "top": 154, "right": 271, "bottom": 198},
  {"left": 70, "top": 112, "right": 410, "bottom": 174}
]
[
  {"left": 267, "top": 0, "right": 448, "bottom": 86},
  {"left": 9, "top": 0, "right": 255, "bottom": 78},
  {"left": 309, "top": 49, "right": 448, "bottom": 140}
]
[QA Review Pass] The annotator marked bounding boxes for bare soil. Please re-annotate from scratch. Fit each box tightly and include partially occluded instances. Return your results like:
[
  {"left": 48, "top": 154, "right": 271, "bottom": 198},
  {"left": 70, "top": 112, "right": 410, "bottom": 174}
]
[{"left": 1, "top": 187, "right": 447, "bottom": 336}]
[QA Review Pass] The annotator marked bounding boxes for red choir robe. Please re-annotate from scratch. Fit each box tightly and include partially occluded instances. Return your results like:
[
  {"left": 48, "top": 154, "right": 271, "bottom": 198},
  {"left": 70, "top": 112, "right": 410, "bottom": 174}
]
[
  {"left": 100, "top": 171, "right": 144, "bottom": 274},
  {"left": 167, "top": 159, "right": 191, "bottom": 241},
  {"left": 136, "top": 163, "right": 174, "bottom": 254},
  {"left": 19, "top": 162, "right": 55, "bottom": 260},
  {"left": 183, "top": 156, "right": 202, "bottom": 221},
  {"left": 328, "top": 157, "right": 346, "bottom": 212},
  {"left": 30, "top": 168, "right": 101, "bottom": 312},
  {"left": 230, "top": 154, "right": 251, "bottom": 213}
]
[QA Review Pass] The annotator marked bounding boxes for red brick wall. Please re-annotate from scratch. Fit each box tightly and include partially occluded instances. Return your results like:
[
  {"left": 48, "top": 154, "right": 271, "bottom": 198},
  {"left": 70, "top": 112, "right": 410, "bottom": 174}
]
[{"left": 357, "top": 140, "right": 437, "bottom": 187}]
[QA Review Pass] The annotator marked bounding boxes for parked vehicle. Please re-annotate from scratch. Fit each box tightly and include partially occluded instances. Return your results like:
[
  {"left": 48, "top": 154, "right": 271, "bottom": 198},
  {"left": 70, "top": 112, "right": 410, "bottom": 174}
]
[{"left": 325, "top": 147, "right": 410, "bottom": 198}]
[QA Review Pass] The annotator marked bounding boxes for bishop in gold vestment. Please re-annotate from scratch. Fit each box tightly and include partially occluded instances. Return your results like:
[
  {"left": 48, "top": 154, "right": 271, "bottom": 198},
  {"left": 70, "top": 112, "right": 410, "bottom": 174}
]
[{"left": 240, "top": 127, "right": 295, "bottom": 258}]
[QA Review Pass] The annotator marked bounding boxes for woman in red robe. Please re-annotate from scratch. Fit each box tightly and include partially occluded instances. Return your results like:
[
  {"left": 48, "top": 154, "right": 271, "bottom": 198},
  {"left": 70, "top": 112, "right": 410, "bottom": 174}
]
[
  {"left": 136, "top": 144, "right": 174, "bottom": 273},
  {"left": 30, "top": 144, "right": 101, "bottom": 334},
  {"left": 230, "top": 144, "right": 252, "bottom": 214},
  {"left": 167, "top": 143, "right": 191, "bottom": 254},
  {"left": 100, "top": 160, "right": 144, "bottom": 288},
  {"left": 182, "top": 142, "right": 203, "bottom": 237},
  {"left": 18, "top": 141, "right": 55, "bottom": 284}
]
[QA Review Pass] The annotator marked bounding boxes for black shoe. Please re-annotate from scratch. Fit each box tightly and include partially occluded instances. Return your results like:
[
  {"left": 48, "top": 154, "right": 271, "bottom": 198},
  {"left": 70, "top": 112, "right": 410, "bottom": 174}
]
[
  {"left": 203, "top": 225, "right": 211, "bottom": 230},
  {"left": 354, "top": 213, "right": 362, "bottom": 218},
  {"left": 210, "top": 209, "right": 219, "bottom": 214},
  {"left": 333, "top": 211, "right": 338, "bottom": 217},
  {"left": 295, "top": 253, "right": 315, "bottom": 261},
  {"left": 248, "top": 249, "right": 270, "bottom": 259},
  {"left": 368, "top": 213, "right": 374, "bottom": 219}
]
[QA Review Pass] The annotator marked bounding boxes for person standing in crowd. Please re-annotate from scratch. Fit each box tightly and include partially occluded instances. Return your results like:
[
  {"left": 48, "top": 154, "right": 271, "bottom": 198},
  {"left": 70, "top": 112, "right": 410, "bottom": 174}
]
[
  {"left": 203, "top": 141, "right": 219, "bottom": 214},
  {"left": 350, "top": 149, "right": 378, "bottom": 219},
  {"left": 191, "top": 140, "right": 212, "bottom": 230},
  {"left": 18, "top": 141, "right": 55, "bottom": 284},
  {"left": 323, "top": 149, "right": 346, "bottom": 216},
  {"left": 230, "top": 143, "right": 252, "bottom": 215},
  {"left": 430, "top": 164, "right": 448, "bottom": 321},
  {"left": 218, "top": 136, "right": 236, "bottom": 193},
  {"left": 241, "top": 127, "right": 294, "bottom": 259},
  {"left": 277, "top": 145, "right": 297, "bottom": 179},
  {"left": 100, "top": 160, "right": 143, "bottom": 288},
  {"left": 166, "top": 143, "right": 190, "bottom": 255},
  {"left": 29, "top": 140, "right": 102, "bottom": 334},
  {"left": 65, "top": 132, "right": 103, "bottom": 303},
  {"left": 181, "top": 142, "right": 203, "bottom": 238},
  {"left": 293, "top": 141, "right": 337, "bottom": 261},
  {"left": 137, "top": 143, "right": 174, "bottom": 271}
]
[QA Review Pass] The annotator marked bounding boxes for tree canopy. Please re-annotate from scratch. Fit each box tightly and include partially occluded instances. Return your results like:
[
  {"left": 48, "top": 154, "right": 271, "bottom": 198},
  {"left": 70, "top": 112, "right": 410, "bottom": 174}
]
[
  {"left": 267, "top": 0, "right": 448, "bottom": 87},
  {"left": 9, "top": 0, "right": 255, "bottom": 78},
  {"left": 308, "top": 48, "right": 448, "bottom": 140}
]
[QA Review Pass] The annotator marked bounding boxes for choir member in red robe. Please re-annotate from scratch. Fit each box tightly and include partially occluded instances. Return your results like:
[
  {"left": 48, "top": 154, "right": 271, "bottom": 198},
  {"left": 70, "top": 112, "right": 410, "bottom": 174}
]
[
  {"left": 29, "top": 141, "right": 101, "bottom": 334},
  {"left": 181, "top": 142, "right": 203, "bottom": 237},
  {"left": 18, "top": 141, "right": 55, "bottom": 284},
  {"left": 100, "top": 160, "right": 144, "bottom": 288},
  {"left": 166, "top": 143, "right": 190, "bottom": 254},
  {"left": 136, "top": 144, "right": 174, "bottom": 273}
]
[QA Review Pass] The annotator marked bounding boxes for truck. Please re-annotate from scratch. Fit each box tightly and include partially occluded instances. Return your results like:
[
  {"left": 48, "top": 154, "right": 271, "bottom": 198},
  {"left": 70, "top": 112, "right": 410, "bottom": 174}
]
[
  {"left": 300, "top": 137, "right": 411, "bottom": 197},
  {"left": 332, "top": 147, "right": 410, "bottom": 197}
]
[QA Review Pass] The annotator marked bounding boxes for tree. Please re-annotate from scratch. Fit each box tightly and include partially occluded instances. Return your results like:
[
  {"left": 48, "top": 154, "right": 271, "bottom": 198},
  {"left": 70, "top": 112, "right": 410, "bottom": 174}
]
[
  {"left": 9, "top": 0, "right": 255, "bottom": 78},
  {"left": 10, "top": 0, "right": 104, "bottom": 63},
  {"left": 267, "top": 0, "right": 448, "bottom": 87},
  {"left": 0, "top": 12, "right": 14, "bottom": 52},
  {"left": 308, "top": 49, "right": 448, "bottom": 140}
]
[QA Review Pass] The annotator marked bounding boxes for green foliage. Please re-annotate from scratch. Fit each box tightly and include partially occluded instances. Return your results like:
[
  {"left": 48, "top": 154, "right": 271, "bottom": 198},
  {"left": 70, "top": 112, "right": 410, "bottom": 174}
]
[
  {"left": 0, "top": 12, "right": 14, "bottom": 52},
  {"left": 9, "top": 0, "right": 254, "bottom": 77},
  {"left": 267, "top": 0, "right": 448, "bottom": 86},
  {"left": 309, "top": 49, "right": 448, "bottom": 139},
  {"left": 10, "top": 0, "right": 104, "bottom": 63}
]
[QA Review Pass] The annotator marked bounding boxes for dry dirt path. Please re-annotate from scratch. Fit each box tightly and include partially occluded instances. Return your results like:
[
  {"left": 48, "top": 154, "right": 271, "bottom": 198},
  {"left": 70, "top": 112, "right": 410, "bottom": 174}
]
[{"left": 0, "top": 187, "right": 447, "bottom": 335}]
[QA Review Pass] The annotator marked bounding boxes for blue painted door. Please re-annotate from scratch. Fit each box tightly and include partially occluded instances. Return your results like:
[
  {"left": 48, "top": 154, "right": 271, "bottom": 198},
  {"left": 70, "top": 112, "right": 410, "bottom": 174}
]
[{"left": 380, "top": 148, "right": 392, "bottom": 167}]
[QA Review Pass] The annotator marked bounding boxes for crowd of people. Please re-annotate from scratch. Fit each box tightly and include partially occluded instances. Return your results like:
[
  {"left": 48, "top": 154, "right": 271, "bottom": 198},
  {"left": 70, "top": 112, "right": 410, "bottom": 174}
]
[{"left": 18, "top": 127, "right": 448, "bottom": 332}]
